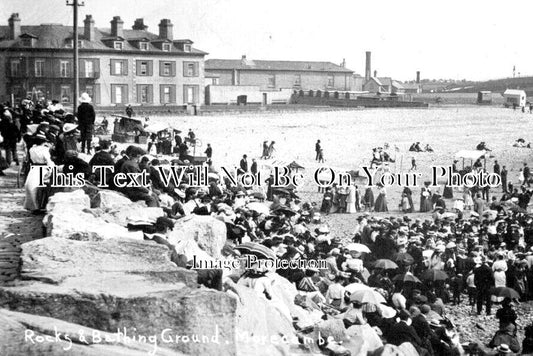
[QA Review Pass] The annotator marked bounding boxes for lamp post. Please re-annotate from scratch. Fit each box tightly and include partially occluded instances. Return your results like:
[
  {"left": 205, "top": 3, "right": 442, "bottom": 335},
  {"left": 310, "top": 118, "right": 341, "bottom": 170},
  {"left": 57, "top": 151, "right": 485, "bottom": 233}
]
[{"left": 66, "top": 0, "right": 84, "bottom": 113}]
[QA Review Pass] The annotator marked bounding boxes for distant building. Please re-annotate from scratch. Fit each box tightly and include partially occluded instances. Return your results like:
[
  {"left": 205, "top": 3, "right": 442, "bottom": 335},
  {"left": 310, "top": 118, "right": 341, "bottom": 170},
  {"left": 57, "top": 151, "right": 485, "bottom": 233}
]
[
  {"left": 363, "top": 77, "right": 404, "bottom": 94},
  {"left": 205, "top": 56, "right": 354, "bottom": 91},
  {"left": 401, "top": 82, "right": 421, "bottom": 94},
  {"left": 0, "top": 13, "right": 207, "bottom": 107},
  {"left": 503, "top": 89, "right": 527, "bottom": 107}
]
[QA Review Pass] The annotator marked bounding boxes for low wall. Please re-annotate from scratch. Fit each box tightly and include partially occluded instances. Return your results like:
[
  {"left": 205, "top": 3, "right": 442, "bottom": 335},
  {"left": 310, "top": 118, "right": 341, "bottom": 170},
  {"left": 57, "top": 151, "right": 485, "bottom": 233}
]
[{"left": 205, "top": 85, "right": 292, "bottom": 105}]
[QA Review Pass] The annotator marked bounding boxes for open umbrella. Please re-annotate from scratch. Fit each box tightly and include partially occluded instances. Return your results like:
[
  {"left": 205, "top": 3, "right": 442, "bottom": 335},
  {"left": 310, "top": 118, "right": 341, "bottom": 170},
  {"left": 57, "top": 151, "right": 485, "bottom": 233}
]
[
  {"left": 441, "top": 212, "right": 457, "bottom": 219},
  {"left": 235, "top": 242, "right": 276, "bottom": 260},
  {"left": 271, "top": 205, "right": 297, "bottom": 216},
  {"left": 490, "top": 286, "right": 520, "bottom": 301},
  {"left": 373, "top": 259, "right": 398, "bottom": 270},
  {"left": 393, "top": 252, "right": 414, "bottom": 265},
  {"left": 288, "top": 161, "right": 305, "bottom": 170},
  {"left": 421, "top": 269, "right": 449, "bottom": 282},
  {"left": 246, "top": 202, "right": 270, "bottom": 216},
  {"left": 344, "top": 283, "right": 373, "bottom": 294},
  {"left": 349, "top": 289, "right": 386, "bottom": 304},
  {"left": 345, "top": 243, "right": 371, "bottom": 253},
  {"left": 393, "top": 272, "right": 421, "bottom": 284}
]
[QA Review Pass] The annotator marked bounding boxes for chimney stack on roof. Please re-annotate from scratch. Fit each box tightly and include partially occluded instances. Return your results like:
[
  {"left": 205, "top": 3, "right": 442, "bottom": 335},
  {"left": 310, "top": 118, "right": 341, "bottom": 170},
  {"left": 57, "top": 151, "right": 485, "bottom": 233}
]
[
  {"left": 110, "top": 16, "right": 124, "bottom": 38},
  {"left": 8, "top": 13, "right": 21, "bottom": 40},
  {"left": 158, "top": 19, "right": 173, "bottom": 40},
  {"left": 365, "top": 51, "right": 371, "bottom": 81},
  {"left": 374, "top": 70, "right": 377, "bottom": 78},
  {"left": 416, "top": 71, "right": 420, "bottom": 84},
  {"left": 132, "top": 18, "right": 147, "bottom": 31},
  {"left": 84, "top": 15, "right": 95, "bottom": 41}
]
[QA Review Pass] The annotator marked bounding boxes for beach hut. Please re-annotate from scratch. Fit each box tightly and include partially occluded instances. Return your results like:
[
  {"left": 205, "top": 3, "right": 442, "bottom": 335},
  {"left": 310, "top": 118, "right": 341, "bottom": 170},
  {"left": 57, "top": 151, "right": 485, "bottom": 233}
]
[
  {"left": 477, "top": 91, "right": 492, "bottom": 104},
  {"left": 503, "top": 89, "right": 526, "bottom": 108}
]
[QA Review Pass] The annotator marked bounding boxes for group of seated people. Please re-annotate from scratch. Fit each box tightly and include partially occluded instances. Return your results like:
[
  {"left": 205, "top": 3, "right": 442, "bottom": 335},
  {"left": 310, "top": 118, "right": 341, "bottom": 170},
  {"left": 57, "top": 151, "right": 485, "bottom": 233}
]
[{"left": 409, "top": 142, "right": 434, "bottom": 153}]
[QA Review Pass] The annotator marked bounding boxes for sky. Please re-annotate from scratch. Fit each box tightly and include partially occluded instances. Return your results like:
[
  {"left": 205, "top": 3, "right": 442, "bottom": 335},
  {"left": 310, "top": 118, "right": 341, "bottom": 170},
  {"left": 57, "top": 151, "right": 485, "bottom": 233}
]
[{"left": 1, "top": 0, "right": 532, "bottom": 81}]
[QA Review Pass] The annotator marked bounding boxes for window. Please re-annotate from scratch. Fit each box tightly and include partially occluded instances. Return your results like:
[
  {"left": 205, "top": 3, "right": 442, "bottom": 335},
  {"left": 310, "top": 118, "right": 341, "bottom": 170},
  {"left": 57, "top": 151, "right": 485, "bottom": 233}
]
[
  {"left": 114, "top": 41, "right": 123, "bottom": 50},
  {"left": 111, "top": 59, "right": 127, "bottom": 76},
  {"left": 22, "top": 38, "right": 32, "bottom": 47},
  {"left": 139, "top": 42, "right": 149, "bottom": 51},
  {"left": 267, "top": 74, "right": 275, "bottom": 88},
  {"left": 10, "top": 59, "right": 20, "bottom": 77},
  {"left": 34, "top": 59, "right": 45, "bottom": 77},
  {"left": 137, "top": 84, "right": 153, "bottom": 103},
  {"left": 136, "top": 60, "right": 152, "bottom": 76},
  {"left": 294, "top": 74, "right": 301, "bottom": 87},
  {"left": 60, "top": 60, "right": 71, "bottom": 78},
  {"left": 183, "top": 85, "right": 198, "bottom": 104},
  {"left": 184, "top": 44, "right": 191, "bottom": 52},
  {"left": 60, "top": 85, "right": 72, "bottom": 103},
  {"left": 162, "top": 43, "right": 171, "bottom": 52},
  {"left": 84, "top": 60, "right": 94, "bottom": 78},
  {"left": 160, "top": 85, "right": 175, "bottom": 104},
  {"left": 35, "top": 85, "right": 46, "bottom": 101},
  {"left": 327, "top": 75, "right": 334, "bottom": 88},
  {"left": 111, "top": 84, "right": 128, "bottom": 104},
  {"left": 85, "top": 84, "right": 100, "bottom": 104},
  {"left": 183, "top": 62, "right": 198, "bottom": 77},
  {"left": 160, "top": 61, "right": 174, "bottom": 76}
]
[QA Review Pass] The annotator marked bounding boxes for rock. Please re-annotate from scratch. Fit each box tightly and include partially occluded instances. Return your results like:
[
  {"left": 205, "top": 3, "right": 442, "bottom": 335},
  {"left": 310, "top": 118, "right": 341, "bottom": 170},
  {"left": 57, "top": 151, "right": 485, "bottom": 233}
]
[
  {"left": 19, "top": 237, "right": 197, "bottom": 286},
  {"left": 46, "top": 190, "right": 90, "bottom": 211},
  {"left": 90, "top": 190, "right": 133, "bottom": 209},
  {"left": 0, "top": 236, "right": 239, "bottom": 355},
  {"left": 169, "top": 215, "right": 227, "bottom": 258},
  {"left": 105, "top": 205, "right": 164, "bottom": 227},
  {"left": 234, "top": 285, "right": 295, "bottom": 356},
  {"left": 313, "top": 319, "right": 346, "bottom": 344},
  {"left": 346, "top": 324, "right": 383, "bottom": 352},
  {"left": 398, "top": 342, "right": 419, "bottom": 356},
  {"left": 369, "top": 344, "right": 406, "bottom": 356},
  {"left": 0, "top": 308, "right": 181, "bottom": 356}
]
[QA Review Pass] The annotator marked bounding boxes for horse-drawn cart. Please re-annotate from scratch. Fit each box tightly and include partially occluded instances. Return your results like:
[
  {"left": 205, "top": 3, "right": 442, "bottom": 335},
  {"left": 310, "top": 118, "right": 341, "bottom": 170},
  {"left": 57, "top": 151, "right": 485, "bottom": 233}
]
[{"left": 111, "top": 115, "right": 148, "bottom": 144}]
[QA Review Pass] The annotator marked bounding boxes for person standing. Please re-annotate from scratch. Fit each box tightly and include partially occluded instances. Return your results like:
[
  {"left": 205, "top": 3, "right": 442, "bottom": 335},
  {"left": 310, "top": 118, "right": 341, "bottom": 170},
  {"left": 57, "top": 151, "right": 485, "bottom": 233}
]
[
  {"left": 501, "top": 166, "right": 508, "bottom": 193},
  {"left": 239, "top": 154, "right": 248, "bottom": 175},
  {"left": 315, "top": 140, "right": 321, "bottom": 161},
  {"left": 494, "top": 160, "right": 501, "bottom": 175},
  {"left": 77, "top": 92, "right": 95, "bottom": 154},
  {"left": 204, "top": 143, "right": 212, "bottom": 160},
  {"left": 474, "top": 257, "right": 494, "bottom": 315},
  {"left": 0, "top": 109, "right": 20, "bottom": 166},
  {"left": 524, "top": 163, "right": 531, "bottom": 187},
  {"left": 250, "top": 158, "right": 258, "bottom": 175},
  {"left": 125, "top": 104, "right": 134, "bottom": 118}
]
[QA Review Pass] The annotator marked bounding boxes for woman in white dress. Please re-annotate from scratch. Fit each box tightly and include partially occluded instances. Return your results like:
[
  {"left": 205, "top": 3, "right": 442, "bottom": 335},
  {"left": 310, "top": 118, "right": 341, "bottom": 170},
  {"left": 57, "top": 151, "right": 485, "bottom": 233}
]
[
  {"left": 346, "top": 184, "right": 357, "bottom": 213},
  {"left": 24, "top": 135, "right": 55, "bottom": 212}
]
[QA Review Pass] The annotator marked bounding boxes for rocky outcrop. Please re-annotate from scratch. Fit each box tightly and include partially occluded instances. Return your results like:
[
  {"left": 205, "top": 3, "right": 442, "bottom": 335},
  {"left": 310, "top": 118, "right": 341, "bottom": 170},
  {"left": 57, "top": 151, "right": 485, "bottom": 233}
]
[
  {"left": 0, "top": 308, "right": 181, "bottom": 356},
  {"left": 168, "top": 215, "right": 227, "bottom": 258},
  {"left": 0, "top": 237, "right": 239, "bottom": 355}
]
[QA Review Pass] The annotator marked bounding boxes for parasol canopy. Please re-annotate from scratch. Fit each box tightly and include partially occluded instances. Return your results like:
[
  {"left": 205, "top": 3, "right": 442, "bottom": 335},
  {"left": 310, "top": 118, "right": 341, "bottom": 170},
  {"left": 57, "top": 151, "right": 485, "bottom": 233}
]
[
  {"left": 235, "top": 242, "right": 276, "bottom": 260},
  {"left": 349, "top": 289, "right": 386, "bottom": 304},
  {"left": 420, "top": 269, "right": 449, "bottom": 282},
  {"left": 393, "top": 272, "right": 421, "bottom": 284},
  {"left": 393, "top": 252, "right": 414, "bottom": 265},
  {"left": 288, "top": 161, "right": 305, "bottom": 170},
  {"left": 490, "top": 286, "right": 520, "bottom": 301},
  {"left": 373, "top": 259, "right": 398, "bottom": 270},
  {"left": 344, "top": 283, "right": 373, "bottom": 294},
  {"left": 246, "top": 202, "right": 271, "bottom": 216},
  {"left": 345, "top": 243, "right": 371, "bottom": 253}
]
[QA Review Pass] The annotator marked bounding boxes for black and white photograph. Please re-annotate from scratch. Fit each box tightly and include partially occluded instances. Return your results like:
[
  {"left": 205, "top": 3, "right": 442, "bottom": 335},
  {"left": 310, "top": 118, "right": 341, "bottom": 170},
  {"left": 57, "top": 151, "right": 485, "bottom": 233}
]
[{"left": 1, "top": 1, "right": 533, "bottom": 355}]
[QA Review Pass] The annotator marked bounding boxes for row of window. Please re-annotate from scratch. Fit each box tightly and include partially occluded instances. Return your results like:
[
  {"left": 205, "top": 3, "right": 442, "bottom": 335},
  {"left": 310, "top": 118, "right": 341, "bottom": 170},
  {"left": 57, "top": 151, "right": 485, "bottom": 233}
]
[
  {"left": 27, "top": 84, "right": 200, "bottom": 105},
  {"left": 109, "top": 59, "right": 198, "bottom": 77},
  {"left": 8, "top": 58, "right": 199, "bottom": 78},
  {"left": 262, "top": 74, "right": 334, "bottom": 88}
]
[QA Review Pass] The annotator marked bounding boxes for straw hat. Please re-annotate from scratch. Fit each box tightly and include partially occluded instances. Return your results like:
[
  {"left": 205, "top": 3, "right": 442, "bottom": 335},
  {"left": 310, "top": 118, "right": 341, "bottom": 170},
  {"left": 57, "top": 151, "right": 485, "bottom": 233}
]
[
  {"left": 79, "top": 92, "right": 92, "bottom": 103},
  {"left": 495, "top": 344, "right": 511, "bottom": 353},
  {"left": 63, "top": 123, "right": 78, "bottom": 134}
]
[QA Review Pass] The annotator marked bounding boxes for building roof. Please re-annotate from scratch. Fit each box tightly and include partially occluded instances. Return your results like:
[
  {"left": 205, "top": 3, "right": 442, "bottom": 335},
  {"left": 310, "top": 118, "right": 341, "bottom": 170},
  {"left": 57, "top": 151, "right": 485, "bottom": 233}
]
[
  {"left": 401, "top": 82, "right": 420, "bottom": 90},
  {"left": 205, "top": 58, "right": 353, "bottom": 73},
  {"left": 503, "top": 89, "right": 526, "bottom": 96},
  {"left": 0, "top": 24, "right": 207, "bottom": 55}
]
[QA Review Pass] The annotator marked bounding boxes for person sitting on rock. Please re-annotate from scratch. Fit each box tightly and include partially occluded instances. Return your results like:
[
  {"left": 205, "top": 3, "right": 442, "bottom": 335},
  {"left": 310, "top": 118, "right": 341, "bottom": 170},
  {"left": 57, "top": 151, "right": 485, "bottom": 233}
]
[
  {"left": 117, "top": 145, "right": 159, "bottom": 207},
  {"left": 489, "top": 323, "right": 521, "bottom": 354},
  {"left": 424, "top": 144, "right": 434, "bottom": 152}
]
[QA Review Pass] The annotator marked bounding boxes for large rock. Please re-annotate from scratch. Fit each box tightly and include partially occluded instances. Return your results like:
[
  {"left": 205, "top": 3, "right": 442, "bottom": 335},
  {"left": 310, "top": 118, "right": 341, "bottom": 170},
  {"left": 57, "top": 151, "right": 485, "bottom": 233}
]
[
  {"left": 0, "top": 308, "right": 181, "bottom": 356},
  {"left": 169, "top": 215, "right": 227, "bottom": 258},
  {"left": 0, "top": 237, "right": 239, "bottom": 355},
  {"left": 90, "top": 190, "right": 133, "bottom": 209},
  {"left": 46, "top": 189, "right": 90, "bottom": 211},
  {"left": 346, "top": 324, "right": 383, "bottom": 352}
]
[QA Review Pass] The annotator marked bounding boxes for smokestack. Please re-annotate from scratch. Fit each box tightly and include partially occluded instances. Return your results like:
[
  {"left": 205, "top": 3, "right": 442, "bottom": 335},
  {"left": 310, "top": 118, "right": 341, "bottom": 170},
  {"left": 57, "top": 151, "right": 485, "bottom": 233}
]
[
  {"left": 416, "top": 71, "right": 420, "bottom": 84},
  {"left": 158, "top": 19, "right": 173, "bottom": 40},
  {"left": 374, "top": 70, "right": 377, "bottom": 78},
  {"left": 365, "top": 51, "right": 371, "bottom": 81},
  {"left": 8, "top": 13, "right": 21, "bottom": 40},
  {"left": 132, "top": 18, "right": 147, "bottom": 30},
  {"left": 110, "top": 16, "right": 124, "bottom": 38},
  {"left": 84, "top": 15, "right": 95, "bottom": 41},
  {"left": 341, "top": 58, "right": 346, "bottom": 68}
]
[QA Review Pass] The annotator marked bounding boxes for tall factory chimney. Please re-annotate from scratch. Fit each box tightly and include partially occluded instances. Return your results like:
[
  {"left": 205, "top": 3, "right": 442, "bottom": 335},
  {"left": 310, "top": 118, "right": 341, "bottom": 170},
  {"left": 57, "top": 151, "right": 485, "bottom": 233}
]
[
  {"left": 416, "top": 71, "right": 420, "bottom": 84},
  {"left": 365, "top": 51, "right": 371, "bottom": 81},
  {"left": 374, "top": 70, "right": 377, "bottom": 78}
]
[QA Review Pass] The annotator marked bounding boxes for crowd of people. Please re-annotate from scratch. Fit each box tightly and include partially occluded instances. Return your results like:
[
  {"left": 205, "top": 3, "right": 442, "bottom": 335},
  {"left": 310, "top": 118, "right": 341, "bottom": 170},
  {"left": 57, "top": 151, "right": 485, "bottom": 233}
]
[{"left": 4, "top": 94, "right": 533, "bottom": 355}]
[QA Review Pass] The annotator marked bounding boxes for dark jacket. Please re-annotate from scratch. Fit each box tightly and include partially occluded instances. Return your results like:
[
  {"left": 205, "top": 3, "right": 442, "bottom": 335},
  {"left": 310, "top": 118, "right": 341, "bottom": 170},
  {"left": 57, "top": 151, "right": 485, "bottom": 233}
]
[
  {"left": 387, "top": 321, "right": 422, "bottom": 347},
  {"left": 77, "top": 102, "right": 95, "bottom": 128},
  {"left": 474, "top": 263, "right": 494, "bottom": 290}
]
